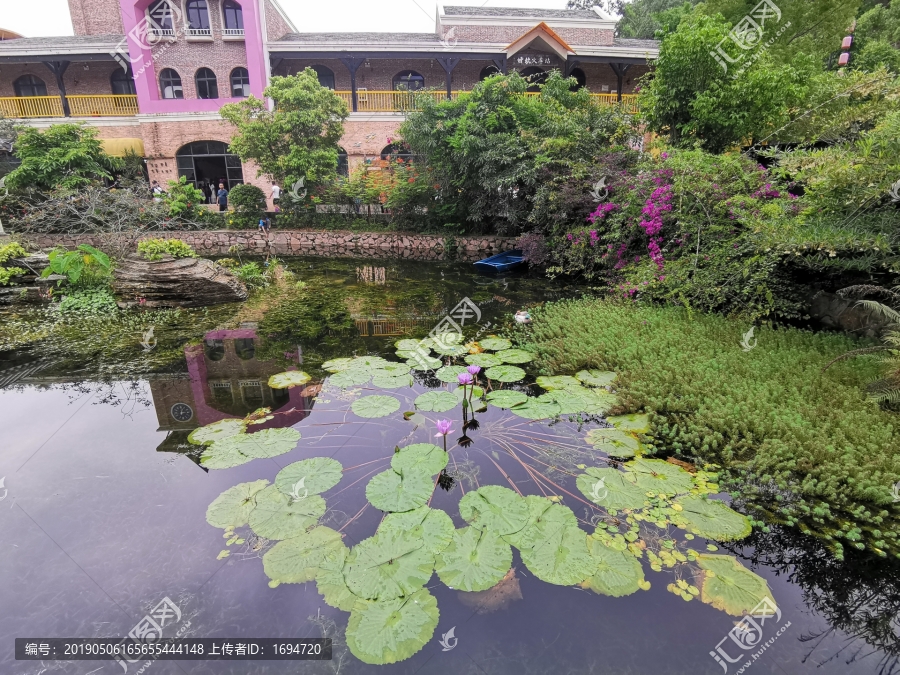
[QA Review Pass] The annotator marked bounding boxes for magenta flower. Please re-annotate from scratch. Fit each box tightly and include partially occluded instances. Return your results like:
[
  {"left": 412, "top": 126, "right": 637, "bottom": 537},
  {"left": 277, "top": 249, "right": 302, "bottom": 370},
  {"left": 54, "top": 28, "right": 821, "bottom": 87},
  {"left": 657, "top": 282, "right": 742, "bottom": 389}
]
[
  {"left": 457, "top": 372, "right": 474, "bottom": 385},
  {"left": 435, "top": 419, "right": 453, "bottom": 437},
  {"left": 466, "top": 365, "right": 481, "bottom": 375}
]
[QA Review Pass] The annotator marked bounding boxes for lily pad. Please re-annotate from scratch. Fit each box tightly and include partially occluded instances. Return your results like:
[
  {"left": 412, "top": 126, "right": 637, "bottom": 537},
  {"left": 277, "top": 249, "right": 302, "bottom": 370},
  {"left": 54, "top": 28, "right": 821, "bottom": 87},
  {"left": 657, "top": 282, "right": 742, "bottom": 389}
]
[
  {"left": 378, "top": 362, "right": 412, "bottom": 376},
  {"left": 329, "top": 369, "right": 371, "bottom": 388},
  {"left": 520, "top": 523, "right": 596, "bottom": 586},
  {"left": 546, "top": 388, "right": 595, "bottom": 415},
  {"left": 346, "top": 588, "right": 439, "bottom": 665},
  {"left": 535, "top": 375, "right": 581, "bottom": 390},
  {"left": 435, "top": 527, "right": 513, "bottom": 592},
  {"left": 435, "top": 365, "right": 468, "bottom": 383},
  {"left": 414, "top": 391, "right": 458, "bottom": 413},
  {"left": 583, "top": 538, "right": 645, "bottom": 597},
  {"left": 205, "top": 479, "right": 269, "bottom": 529},
  {"left": 576, "top": 467, "right": 647, "bottom": 510},
  {"left": 248, "top": 486, "right": 326, "bottom": 540},
  {"left": 343, "top": 529, "right": 435, "bottom": 600},
  {"left": 274, "top": 457, "right": 343, "bottom": 497},
  {"left": 484, "top": 365, "right": 526, "bottom": 383},
  {"left": 230, "top": 428, "right": 301, "bottom": 459},
  {"left": 504, "top": 496, "right": 578, "bottom": 551},
  {"left": 378, "top": 506, "right": 455, "bottom": 556},
  {"left": 188, "top": 418, "right": 246, "bottom": 446},
  {"left": 199, "top": 442, "right": 253, "bottom": 469},
  {"left": 407, "top": 355, "right": 442, "bottom": 371},
  {"left": 674, "top": 495, "right": 752, "bottom": 541},
  {"left": 432, "top": 343, "right": 469, "bottom": 357},
  {"left": 607, "top": 413, "right": 651, "bottom": 434},
  {"left": 485, "top": 389, "right": 529, "bottom": 409},
  {"left": 350, "top": 356, "right": 390, "bottom": 370},
  {"left": 585, "top": 428, "right": 642, "bottom": 458},
  {"left": 696, "top": 554, "right": 774, "bottom": 616},
  {"left": 581, "top": 389, "right": 619, "bottom": 414},
  {"left": 262, "top": 526, "right": 345, "bottom": 584},
  {"left": 509, "top": 396, "right": 561, "bottom": 420},
  {"left": 391, "top": 444, "right": 448, "bottom": 476},
  {"left": 322, "top": 357, "right": 354, "bottom": 372},
  {"left": 459, "top": 486, "right": 529, "bottom": 535},
  {"left": 464, "top": 353, "right": 502, "bottom": 368},
  {"left": 495, "top": 348, "right": 534, "bottom": 364},
  {"left": 366, "top": 468, "right": 434, "bottom": 512},
  {"left": 372, "top": 373, "right": 413, "bottom": 389},
  {"left": 352, "top": 395, "right": 401, "bottom": 419},
  {"left": 395, "top": 339, "right": 427, "bottom": 351},
  {"left": 576, "top": 370, "right": 617, "bottom": 387},
  {"left": 627, "top": 458, "right": 694, "bottom": 495},
  {"left": 315, "top": 544, "right": 358, "bottom": 611},
  {"left": 267, "top": 370, "right": 312, "bottom": 389},
  {"left": 478, "top": 337, "right": 512, "bottom": 351}
]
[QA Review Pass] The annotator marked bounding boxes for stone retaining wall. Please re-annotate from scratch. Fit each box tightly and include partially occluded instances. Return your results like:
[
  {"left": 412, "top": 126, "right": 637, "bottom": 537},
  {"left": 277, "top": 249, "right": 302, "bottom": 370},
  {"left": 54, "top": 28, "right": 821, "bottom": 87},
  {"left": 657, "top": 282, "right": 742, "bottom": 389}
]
[{"left": 19, "top": 230, "right": 517, "bottom": 261}]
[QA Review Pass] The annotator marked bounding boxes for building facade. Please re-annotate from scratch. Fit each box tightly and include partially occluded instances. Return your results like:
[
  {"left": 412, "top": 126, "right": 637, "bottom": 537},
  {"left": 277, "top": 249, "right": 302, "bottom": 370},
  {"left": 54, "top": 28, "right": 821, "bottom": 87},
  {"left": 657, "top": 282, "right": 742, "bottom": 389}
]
[{"left": 0, "top": 1, "right": 658, "bottom": 204}]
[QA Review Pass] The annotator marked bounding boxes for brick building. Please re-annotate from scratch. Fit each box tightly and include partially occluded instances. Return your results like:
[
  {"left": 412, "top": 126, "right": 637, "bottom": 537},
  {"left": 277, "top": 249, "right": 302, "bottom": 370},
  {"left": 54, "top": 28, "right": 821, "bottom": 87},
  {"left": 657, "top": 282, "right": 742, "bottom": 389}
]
[{"left": 0, "top": 1, "right": 658, "bottom": 203}]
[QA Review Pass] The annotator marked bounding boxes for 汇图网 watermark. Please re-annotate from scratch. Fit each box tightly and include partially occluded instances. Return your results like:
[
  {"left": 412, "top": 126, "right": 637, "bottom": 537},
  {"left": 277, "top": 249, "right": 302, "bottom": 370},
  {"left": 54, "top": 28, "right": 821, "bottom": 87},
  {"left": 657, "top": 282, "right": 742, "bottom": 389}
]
[
  {"left": 710, "top": 0, "right": 791, "bottom": 80},
  {"left": 709, "top": 596, "right": 791, "bottom": 673},
  {"left": 109, "top": 2, "right": 183, "bottom": 80},
  {"left": 740, "top": 326, "right": 758, "bottom": 352},
  {"left": 113, "top": 596, "right": 188, "bottom": 673}
]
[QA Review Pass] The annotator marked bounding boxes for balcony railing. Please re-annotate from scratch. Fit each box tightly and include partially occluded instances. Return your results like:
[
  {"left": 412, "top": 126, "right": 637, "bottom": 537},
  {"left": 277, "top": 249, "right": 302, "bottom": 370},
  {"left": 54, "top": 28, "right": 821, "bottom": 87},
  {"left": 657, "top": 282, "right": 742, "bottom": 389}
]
[
  {"left": 222, "top": 28, "right": 244, "bottom": 37},
  {"left": 0, "top": 95, "right": 138, "bottom": 118},
  {"left": 187, "top": 28, "right": 212, "bottom": 37},
  {"left": 335, "top": 90, "right": 639, "bottom": 114}
]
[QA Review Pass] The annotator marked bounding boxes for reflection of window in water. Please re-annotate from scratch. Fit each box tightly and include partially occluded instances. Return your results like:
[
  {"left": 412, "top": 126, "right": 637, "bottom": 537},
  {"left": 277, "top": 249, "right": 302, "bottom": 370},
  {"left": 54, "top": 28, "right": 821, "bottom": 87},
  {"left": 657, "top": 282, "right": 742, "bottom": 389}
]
[
  {"left": 240, "top": 380, "right": 264, "bottom": 406},
  {"left": 205, "top": 339, "right": 225, "bottom": 361},
  {"left": 211, "top": 381, "right": 234, "bottom": 405},
  {"left": 272, "top": 386, "right": 289, "bottom": 408},
  {"left": 356, "top": 266, "right": 386, "bottom": 284},
  {"left": 234, "top": 338, "right": 256, "bottom": 360}
]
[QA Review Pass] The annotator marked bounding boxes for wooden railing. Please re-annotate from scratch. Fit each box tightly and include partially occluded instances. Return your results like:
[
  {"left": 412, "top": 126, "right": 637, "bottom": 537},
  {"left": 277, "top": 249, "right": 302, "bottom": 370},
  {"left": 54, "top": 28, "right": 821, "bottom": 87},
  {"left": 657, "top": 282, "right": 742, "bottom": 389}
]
[
  {"left": 0, "top": 94, "right": 139, "bottom": 118},
  {"left": 0, "top": 95, "right": 64, "bottom": 118},
  {"left": 336, "top": 90, "right": 639, "bottom": 114}
]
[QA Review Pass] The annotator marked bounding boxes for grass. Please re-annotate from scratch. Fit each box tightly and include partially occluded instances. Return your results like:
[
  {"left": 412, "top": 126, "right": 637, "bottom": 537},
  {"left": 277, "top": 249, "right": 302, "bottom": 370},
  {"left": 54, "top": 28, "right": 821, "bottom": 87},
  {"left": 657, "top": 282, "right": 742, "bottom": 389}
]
[{"left": 519, "top": 297, "right": 900, "bottom": 559}]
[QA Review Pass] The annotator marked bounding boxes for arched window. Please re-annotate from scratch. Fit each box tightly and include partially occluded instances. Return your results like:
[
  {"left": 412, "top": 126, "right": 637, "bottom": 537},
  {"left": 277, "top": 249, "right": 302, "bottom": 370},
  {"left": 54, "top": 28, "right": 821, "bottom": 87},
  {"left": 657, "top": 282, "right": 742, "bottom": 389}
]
[
  {"left": 569, "top": 67, "right": 586, "bottom": 91},
  {"left": 185, "top": 0, "right": 211, "bottom": 34},
  {"left": 14, "top": 74, "right": 47, "bottom": 97},
  {"left": 311, "top": 65, "right": 335, "bottom": 90},
  {"left": 222, "top": 0, "right": 244, "bottom": 31},
  {"left": 479, "top": 65, "right": 501, "bottom": 81},
  {"left": 176, "top": 141, "right": 244, "bottom": 189},
  {"left": 195, "top": 68, "right": 218, "bottom": 99},
  {"left": 337, "top": 147, "right": 348, "bottom": 177},
  {"left": 519, "top": 66, "right": 547, "bottom": 92},
  {"left": 159, "top": 68, "right": 183, "bottom": 99},
  {"left": 380, "top": 143, "right": 412, "bottom": 161},
  {"left": 148, "top": 0, "right": 175, "bottom": 33},
  {"left": 392, "top": 70, "right": 424, "bottom": 91},
  {"left": 230, "top": 67, "right": 249, "bottom": 97},
  {"left": 110, "top": 68, "right": 136, "bottom": 95}
]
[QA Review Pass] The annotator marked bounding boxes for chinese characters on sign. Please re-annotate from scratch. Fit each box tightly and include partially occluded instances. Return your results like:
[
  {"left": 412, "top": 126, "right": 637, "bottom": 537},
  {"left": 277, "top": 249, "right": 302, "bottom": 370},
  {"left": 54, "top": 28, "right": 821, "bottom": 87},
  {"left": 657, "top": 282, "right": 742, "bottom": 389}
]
[{"left": 515, "top": 54, "right": 553, "bottom": 66}]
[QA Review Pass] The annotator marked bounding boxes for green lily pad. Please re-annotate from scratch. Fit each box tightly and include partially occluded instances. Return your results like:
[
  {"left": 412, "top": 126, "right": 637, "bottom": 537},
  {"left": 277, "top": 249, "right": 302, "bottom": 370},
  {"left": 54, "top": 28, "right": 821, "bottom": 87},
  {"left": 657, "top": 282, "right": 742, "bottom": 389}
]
[
  {"left": 199, "top": 442, "right": 253, "bottom": 469},
  {"left": 407, "top": 355, "right": 442, "bottom": 371},
  {"left": 478, "top": 337, "right": 512, "bottom": 351},
  {"left": 343, "top": 529, "right": 435, "bottom": 600},
  {"left": 433, "top": 331, "right": 463, "bottom": 345},
  {"left": 188, "top": 419, "right": 246, "bottom": 446},
  {"left": 536, "top": 375, "right": 581, "bottom": 390},
  {"left": 504, "top": 496, "right": 577, "bottom": 550},
  {"left": 274, "top": 457, "right": 343, "bottom": 497},
  {"left": 414, "top": 391, "right": 458, "bottom": 413},
  {"left": 485, "top": 389, "right": 529, "bottom": 408},
  {"left": 329, "top": 369, "right": 371, "bottom": 388},
  {"left": 352, "top": 395, "right": 401, "bottom": 418},
  {"left": 205, "top": 479, "right": 269, "bottom": 529},
  {"left": 315, "top": 544, "right": 359, "bottom": 611},
  {"left": 262, "top": 526, "right": 345, "bottom": 584},
  {"left": 346, "top": 588, "right": 439, "bottom": 665},
  {"left": 576, "top": 370, "right": 617, "bottom": 387},
  {"left": 546, "top": 388, "right": 595, "bottom": 414},
  {"left": 509, "top": 396, "right": 561, "bottom": 420},
  {"left": 435, "top": 527, "right": 513, "bottom": 592},
  {"left": 267, "top": 370, "right": 311, "bottom": 389},
  {"left": 459, "top": 485, "right": 529, "bottom": 535},
  {"left": 396, "top": 349, "right": 422, "bottom": 360},
  {"left": 583, "top": 538, "right": 645, "bottom": 597},
  {"left": 378, "top": 362, "right": 413, "bottom": 375},
  {"left": 585, "top": 428, "right": 642, "bottom": 458},
  {"left": 495, "top": 349, "right": 534, "bottom": 364},
  {"left": 484, "top": 365, "right": 526, "bottom": 382},
  {"left": 379, "top": 506, "right": 455, "bottom": 556},
  {"left": 248, "top": 485, "right": 326, "bottom": 540},
  {"left": 576, "top": 467, "right": 647, "bottom": 510},
  {"left": 520, "top": 523, "right": 596, "bottom": 586},
  {"left": 696, "top": 554, "right": 774, "bottom": 616},
  {"left": 366, "top": 468, "right": 434, "bottom": 512},
  {"left": 322, "top": 357, "right": 354, "bottom": 372},
  {"left": 391, "top": 443, "right": 448, "bottom": 476},
  {"left": 395, "top": 339, "right": 427, "bottom": 351},
  {"left": 674, "top": 495, "right": 752, "bottom": 541},
  {"left": 626, "top": 458, "right": 694, "bottom": 494},
  {"left": 435, "top": 365, "right": 468, "bottom": 383},
  {"left": 607, "top": 413, "right": 651, "bottom": 434},
  {"left": 350, "top": 356, "right": 390, "bottom": 369},
  {"left": 465, "top": 353, "right": 502, "bottom": 367},
  {"left": 432, "top": 343, "right": 469, "bottom": 357},
  {"left": 201, "top": 428, "right": 300, "bottom": 468},
  {"left": 372, "top": 373, "right": 413, "bottom": 389},
  {"left": 581, "top": 389, "right": 619, "bottom": 414}
]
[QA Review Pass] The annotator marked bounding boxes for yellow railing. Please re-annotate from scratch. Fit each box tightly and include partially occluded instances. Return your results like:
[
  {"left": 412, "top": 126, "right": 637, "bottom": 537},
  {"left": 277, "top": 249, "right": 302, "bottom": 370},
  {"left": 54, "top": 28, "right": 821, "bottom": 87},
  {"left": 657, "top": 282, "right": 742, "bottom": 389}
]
[
  {"left": 336, "top": 90, "right": 639, "bottom": 113},
  {"left": 68, "top": 94, "right": 139, "bottom": 116},
  {"left": 589, "top": 93, "right": 639, "bottom": 113},
  {"left": 0, "top": 96, "right": 64, "bottom": 118}
]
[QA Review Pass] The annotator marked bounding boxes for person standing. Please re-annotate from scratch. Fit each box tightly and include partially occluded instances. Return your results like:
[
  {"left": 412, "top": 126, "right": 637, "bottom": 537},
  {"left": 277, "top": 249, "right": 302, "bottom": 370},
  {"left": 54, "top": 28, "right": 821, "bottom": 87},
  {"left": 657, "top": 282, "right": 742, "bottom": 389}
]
[
  {"left": 270, "top": 181, "right": 281, "bottom": 207},
  {"left": 151, "top": 181, "right": 165, "bottom": 202},
  {"left": 217, "top": 183, "right": 229, "bottom": 212}
]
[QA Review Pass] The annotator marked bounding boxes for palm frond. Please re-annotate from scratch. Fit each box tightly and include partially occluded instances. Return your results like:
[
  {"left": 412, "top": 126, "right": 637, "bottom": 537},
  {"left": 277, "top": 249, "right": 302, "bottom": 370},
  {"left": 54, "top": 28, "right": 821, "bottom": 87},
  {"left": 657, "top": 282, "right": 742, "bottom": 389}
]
[
  {"left": 854, "top": 300, "right": 900, "bottom": 324},
  {"left": 866, "top": 378, "right": 900, "bottom": 404},
  {"left": 822, "top": 345, "right": 892, "bottom": 372},
  {"left": 837, "top": 284, "right": 900, "bottom": 304}
]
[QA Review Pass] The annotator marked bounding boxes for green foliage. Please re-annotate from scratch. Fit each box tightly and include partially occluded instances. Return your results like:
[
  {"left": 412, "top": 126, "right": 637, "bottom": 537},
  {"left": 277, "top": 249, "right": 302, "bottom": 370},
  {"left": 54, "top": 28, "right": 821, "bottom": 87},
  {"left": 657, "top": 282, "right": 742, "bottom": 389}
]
[
  {"left": 57, "top": 287, "right": 118, "bottom": 315},
  {"left": 41, "top": 244, "right": 111, "bottom": 287},
  {"left": 5, "top": 123, "right": 122, "bottom": 191},
  {"left": 619, "top": 0, "right": 698, "bottom": 38},
  {"left": 522, "top": 297, "right": 900, "bottom": 557},
  {"left": 137, "top": 238, "right": 198, "bottom": 261},
  {"left": 162, "top": 176, "right": 206, "bottom": 219},
  {"left": 226, "top": 183, "right": 267, "bottom": 229},
  {"left": 0, "top": 242, "right": 27, "bottom": 283}
]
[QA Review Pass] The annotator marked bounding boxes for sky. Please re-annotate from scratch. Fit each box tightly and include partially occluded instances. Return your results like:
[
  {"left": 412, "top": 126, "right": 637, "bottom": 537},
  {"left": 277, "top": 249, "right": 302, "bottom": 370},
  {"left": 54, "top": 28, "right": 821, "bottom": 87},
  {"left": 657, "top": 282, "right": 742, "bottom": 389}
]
[{"left": 0, "top": 0, "right": 579, "bottom": 38}]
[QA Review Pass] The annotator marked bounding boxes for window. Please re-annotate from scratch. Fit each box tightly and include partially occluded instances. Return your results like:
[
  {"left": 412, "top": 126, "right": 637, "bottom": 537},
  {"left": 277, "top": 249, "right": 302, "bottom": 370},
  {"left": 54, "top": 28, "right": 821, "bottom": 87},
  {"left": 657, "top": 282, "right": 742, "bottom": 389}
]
[
  {"left": 337, "top": 147, "right": 348, "bottom": 177},
  {"left": 311, "top": 65, "right": 335, "bottom": 90},
  {"left": 110, "top": 68, "right": 136, "bottom": 95},
  {"left": 148, "top": 0, "right": 176, "bottom": 33},
  {"left": 195, "top": 68, "right": 218, "bottom": 99},
  {"left": 176, "top": 141, "right": 245, "bottom": 189},
  {"left": 230, "top": 68, "right": 249, "bottom": 97},
  {"left": 222, "top": 0, "right": 244, "bottom": 32},
  {"left": 392, "top": 70, "right": 424, "bottom": 91},
  {"left": 380, "top": 143, "right": 411, "bottom": 161},
  {"left": 479, "top": 65, "right": 501, "bottom": 81},
  {"left": 14, "top": 74, "right": 47, "bottom": 97},
  {"left": 569, "top": 67, "right": 586, "bottom": 91},
  {"left": 185, "top": 0, "right": 211, "bottom": 35},
  {"left": 519, "top": 66, "right": 547, "bottom": 92},
  {"left": 159, "top": 68, "right": 183, "bottom": 98}
]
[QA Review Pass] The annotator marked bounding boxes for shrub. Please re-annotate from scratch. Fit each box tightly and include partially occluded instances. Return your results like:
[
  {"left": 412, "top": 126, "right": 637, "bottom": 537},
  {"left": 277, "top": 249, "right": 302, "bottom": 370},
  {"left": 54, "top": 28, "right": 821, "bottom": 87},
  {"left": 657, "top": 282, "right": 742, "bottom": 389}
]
[
  {"left": 58, "top": 287, "right": 119, "bottom": 315},
  {"left": 163, "top": 176, "right": 206, "bottom": 219},
  {"left": 0, "top": 242, "right": 27, "bottom": 284},
  {"left": 41, "top": 244, "right": 111, "bottom": 287},
  {"left": 227, "top": 184, "right": 267, "bottom": 229},
  {"left": 137, "top": 238, "right": 198, "bottom": 261}
]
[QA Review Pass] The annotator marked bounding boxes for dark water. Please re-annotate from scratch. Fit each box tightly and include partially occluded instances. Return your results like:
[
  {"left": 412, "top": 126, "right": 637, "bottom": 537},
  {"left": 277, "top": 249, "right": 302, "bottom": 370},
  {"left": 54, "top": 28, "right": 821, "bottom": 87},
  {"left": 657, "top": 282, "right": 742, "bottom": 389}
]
[{"left": 1, "top": 256, "right": 898, "bottom": 675}]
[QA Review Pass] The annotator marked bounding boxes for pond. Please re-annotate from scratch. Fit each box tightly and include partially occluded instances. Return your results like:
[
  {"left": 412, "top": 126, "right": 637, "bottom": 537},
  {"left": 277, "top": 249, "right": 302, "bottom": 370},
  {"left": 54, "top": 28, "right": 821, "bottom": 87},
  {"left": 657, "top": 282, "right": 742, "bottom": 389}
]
[{"left": 1, "top": 256, "right": 898, "bottom": 675}]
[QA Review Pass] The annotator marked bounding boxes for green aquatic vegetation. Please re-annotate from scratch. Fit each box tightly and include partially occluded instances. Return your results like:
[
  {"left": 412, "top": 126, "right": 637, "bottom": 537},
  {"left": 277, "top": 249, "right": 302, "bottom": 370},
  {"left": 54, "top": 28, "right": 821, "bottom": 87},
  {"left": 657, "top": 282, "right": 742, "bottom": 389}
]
[
  {"left": 268, "top": 370, "right": 311, "bottom": 389},
  {"left": 371, "top": 372, "right": 413, "bottom": 389},
  {"left": 435, "top": 527, "right": 513, "bottom": 592},
  {"left": 345, "top": 589, "right": 440, "bottom": 665},
  {"left": 200, "top": 428, "right": 301, "bottom": 468},
  {"left": 329, "top": 369, "right": 371, "bottom": 388},
  {"left": 263, "top": 526, "right": 346, "bottom": 585},
  {"left": 343, "top": 530, "right": 435, "bottom": 600},
  {"left": 509, "top": 396, "right": 561, "bottom": 420},
  {"left": 351, "top": 395, "right": 401, "bottom": 418},
  {"left": 582, "top": 538, "right": 647, "bottom": 597},
  {"left": 696, "top": 554, "right": 774, "bottom": 616},
  {"left": 576, "top": 467, "right": 648, "bottom": 510},
  {"left": 58, "top": 288, "right": 119, "bottom": 316},
  {"left": 465, "top": 353, "right": 502, "bottom": 367},
  {"left": 248, "top": 486, "right": 327, "bottom": 540},
  {"left": 495, "top": 348, "right": 534, "bottom": 364},
  {"left": 485, "top": 389, "right": 529, "bottom": 408},
  {"left": 535, "top": 375, "right": 581, "bottom": 390},
  {"left": 365, "top": 468, "right": 434, "bottom": 512},
  {"left": 322, "top": 357, "right": 354, "bottom": 372},
  {"left": 205, "top": 480, "right": 270, "bottom": 529},
  {"left": 629, "top": 459, "right": 695, "bottom": 494},
  {"left": 520, "top": 523, "right": 596, "bottom": 586},
  {"left": 274, "top": 457, "right": 343, "bottom": 497},
  {"left": 187, "top": 418, "right": 247, "bottom": 445},
  {"left": 576, "top": 369, "right": 617, "bottom": 387},
  {"left": 413, "top": 390, "right": 458, "bottom": 412},
  {"left": 435, "top": 365, "right": 468, "bottom": 383},
  {"left": 607, "top": 413, "right": 651, "bottom": 434},
  {"left": 459, "top": 485, "right": 530, "bottom": 534},
  {"left": 391, "top": 443, "right": 448, "bottom": 475},
  {"left": 407, "top": 355, "right": 442, "bottom": 371},
  {"left": 484, "top": 365, "right": 526, "bottom": 382},
  {"left": 377, "top": 506, "right": 454, "bottom": 556},
  {"left": 503, "top": 496, "right": 577, "bottom": 550},
  {"left": 674, "top": 495, "right": 753, "bottom": 541},
  {"left": 478, "top": 337, "right": 512, "bottom": 351}
]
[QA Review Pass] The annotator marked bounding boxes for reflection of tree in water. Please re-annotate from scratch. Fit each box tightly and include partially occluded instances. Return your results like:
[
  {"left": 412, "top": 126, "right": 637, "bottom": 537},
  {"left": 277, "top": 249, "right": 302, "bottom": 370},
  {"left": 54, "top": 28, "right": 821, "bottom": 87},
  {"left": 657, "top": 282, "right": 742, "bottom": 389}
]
[
  {"left": 725, "top": 526, "right": 900, "bottom": 674},
  {"left": 54, "top": 379, "right": 153, "bottom": 418}
]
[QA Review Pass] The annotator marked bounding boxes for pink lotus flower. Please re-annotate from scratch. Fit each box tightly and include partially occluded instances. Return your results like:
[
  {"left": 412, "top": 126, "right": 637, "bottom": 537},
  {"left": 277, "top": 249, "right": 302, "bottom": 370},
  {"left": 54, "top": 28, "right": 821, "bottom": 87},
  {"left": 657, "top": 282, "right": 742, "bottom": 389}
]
[
  {"left": 466, "top": 365, "right": 481, "bottom": 375},
  {"left": 457, "top": 372, "right": 474, "bottom": 385},
  {"left": 435, "top": 419, "right": 454, "bottom": 437}
]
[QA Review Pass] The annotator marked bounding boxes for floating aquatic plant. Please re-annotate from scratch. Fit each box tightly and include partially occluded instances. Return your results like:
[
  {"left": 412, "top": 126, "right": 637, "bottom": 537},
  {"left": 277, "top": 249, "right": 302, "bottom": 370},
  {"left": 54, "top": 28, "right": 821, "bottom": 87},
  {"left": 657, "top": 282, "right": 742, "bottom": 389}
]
[
  {"left": 435, "top": 526, "right": 512, "bottom": 592},
  {"left": 478, "top": 337, "right": 512, "bottom": 351},
  {"left": 268, "top": 370, "right": 311, "bottom": 389},
  {"left": 351, "top": 395, "right": 401, "bottom": 418},
  {"left": 485, "top": 389, "right": 529, "bottom": 409},
  {"left": 495, "top": 348, "right": 534, "bottom": 364},
  {"left": 274, "top": 457, "right": 343, "bottom": 497},
  {"left": 200, "top": 427, "right": 301, "bottom": 469},
  {"left": 484, "top": 365, "right": 526, "bottom": 382},
  {"left": 413, "top": 390, "right": 458, "bottom": 412},
  {"left": 187, "top": 418, "right": 246, "bottom": 446}
]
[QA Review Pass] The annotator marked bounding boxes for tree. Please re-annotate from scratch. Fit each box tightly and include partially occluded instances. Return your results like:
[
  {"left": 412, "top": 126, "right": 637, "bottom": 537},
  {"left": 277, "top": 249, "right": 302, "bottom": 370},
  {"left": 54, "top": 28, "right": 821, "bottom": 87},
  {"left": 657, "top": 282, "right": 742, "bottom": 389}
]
[
  {"left": 4, "top": 123, "right": 122, "bottom": 191},
  {"left": 221, "top": 69, "right": 348, "bottom": 199},
  {"left": 0, "top": 113, "right": 17, "bottom": 178},
  {"left": 566, "top": 0, "right": 699, "bottom": 38}
]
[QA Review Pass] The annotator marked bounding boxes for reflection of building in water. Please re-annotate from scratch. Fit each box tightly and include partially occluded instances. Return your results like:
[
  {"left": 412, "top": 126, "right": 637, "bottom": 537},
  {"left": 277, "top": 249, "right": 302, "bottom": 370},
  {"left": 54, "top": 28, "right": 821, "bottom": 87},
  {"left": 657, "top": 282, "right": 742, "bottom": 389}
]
[
  {"left": 354, "top": 318, "right": 428, "bottom": 337},
  {"left": 150, "top": 329, "right": 317, "bottom": 461},
  {"left": 356, "top": 266, "right": 386, "bottom": 285}
]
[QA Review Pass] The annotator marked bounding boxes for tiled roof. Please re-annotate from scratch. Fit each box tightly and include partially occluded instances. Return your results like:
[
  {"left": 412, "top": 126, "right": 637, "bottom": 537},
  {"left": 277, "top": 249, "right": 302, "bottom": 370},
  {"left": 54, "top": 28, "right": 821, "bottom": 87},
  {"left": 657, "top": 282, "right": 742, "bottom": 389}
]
[
  {"left": 443, "top": 5, "right": 603, "bottom": 19},
  {"left": 276, "top": 32, "right": 442, "bottom": 44},
  {"left": 613, "top": 38, "right": 660, "bottom": 50},
  {"left": 0, "top": 34, "right": 123, "bottom": 49}
]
